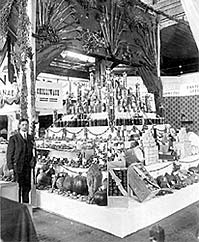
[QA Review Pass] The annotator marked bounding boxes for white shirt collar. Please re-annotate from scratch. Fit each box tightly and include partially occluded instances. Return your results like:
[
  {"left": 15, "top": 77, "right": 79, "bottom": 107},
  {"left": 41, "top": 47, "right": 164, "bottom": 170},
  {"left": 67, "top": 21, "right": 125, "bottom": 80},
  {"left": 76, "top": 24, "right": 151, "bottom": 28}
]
[{"left": 20, "top": 131, "right": 27, "bottom": 139}]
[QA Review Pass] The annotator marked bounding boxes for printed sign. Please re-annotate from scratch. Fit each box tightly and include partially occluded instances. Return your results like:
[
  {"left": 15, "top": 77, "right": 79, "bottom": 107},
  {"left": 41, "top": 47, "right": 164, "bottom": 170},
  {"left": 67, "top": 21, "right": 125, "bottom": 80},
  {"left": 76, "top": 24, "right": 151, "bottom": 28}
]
[
  {"left": 162, "top": 73, "right": 199, "bottom": 97},
  {"left": 36, "top": 81, "right": 63, "bottom": 110}
]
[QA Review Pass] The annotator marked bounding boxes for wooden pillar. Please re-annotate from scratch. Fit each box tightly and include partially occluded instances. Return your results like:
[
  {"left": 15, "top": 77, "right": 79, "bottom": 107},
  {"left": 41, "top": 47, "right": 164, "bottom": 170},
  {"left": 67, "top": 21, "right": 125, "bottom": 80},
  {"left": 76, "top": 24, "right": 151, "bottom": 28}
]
[{"left": 27, "top": 0, "right": 36, "bottom": 134}]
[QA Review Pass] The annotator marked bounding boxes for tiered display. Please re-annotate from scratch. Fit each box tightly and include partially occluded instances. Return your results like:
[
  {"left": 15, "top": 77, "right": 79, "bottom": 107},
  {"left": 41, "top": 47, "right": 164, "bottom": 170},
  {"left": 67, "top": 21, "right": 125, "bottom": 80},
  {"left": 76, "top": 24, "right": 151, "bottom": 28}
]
[
  {"left": 55, "top": 70, "right": 163, "bottom": 128},
  {"left": 30, "top": 70, "right": 199, "bottom": 207}
]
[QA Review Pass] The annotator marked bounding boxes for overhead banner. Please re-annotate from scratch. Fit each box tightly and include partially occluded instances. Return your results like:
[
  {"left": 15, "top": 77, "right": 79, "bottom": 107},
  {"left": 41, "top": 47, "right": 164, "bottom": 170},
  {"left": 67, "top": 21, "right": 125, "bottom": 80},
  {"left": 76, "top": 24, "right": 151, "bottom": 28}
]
[
  {"left": 36, "top": 81, "right": 63, "bottom": 111},
  {"left": 162, "top": 73, "right": 199, "bottom": 97}
]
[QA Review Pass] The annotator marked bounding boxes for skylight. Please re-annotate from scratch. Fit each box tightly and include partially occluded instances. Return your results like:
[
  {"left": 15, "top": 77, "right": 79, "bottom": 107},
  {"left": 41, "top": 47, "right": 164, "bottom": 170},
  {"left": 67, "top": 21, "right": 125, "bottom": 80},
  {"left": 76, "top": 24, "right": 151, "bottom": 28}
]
[{"left": 61, "top": 50, "right": 95, "bottom": 63}]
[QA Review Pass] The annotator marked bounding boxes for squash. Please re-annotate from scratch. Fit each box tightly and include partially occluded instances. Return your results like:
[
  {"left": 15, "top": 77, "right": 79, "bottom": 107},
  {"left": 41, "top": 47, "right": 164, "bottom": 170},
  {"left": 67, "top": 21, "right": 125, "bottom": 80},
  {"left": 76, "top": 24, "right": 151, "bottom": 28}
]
[
  {"left": 37, "top": 169, "right": 51, "bottom": 187},
  {"left": 63, "top": 174, "right": 73, "bottom": 191},
  {"left": 93, "top": 190, "right": 107, "bottom": 206},
  {"left": 73, "top": 173, "right": 88, "bottom": 195},
  {"left": 156, "top": 175, "right": 169, "bottom": 188},
  {"left": 56, "top": 176, "right": 65, "bottom": 190}
]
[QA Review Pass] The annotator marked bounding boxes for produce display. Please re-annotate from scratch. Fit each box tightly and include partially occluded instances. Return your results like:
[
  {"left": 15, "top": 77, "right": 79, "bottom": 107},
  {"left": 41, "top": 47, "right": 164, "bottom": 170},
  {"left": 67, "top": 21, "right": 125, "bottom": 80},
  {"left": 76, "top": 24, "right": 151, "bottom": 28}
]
[
  {"left": 33, "top": 123, "right": 199, "bottom": 206},
  {"left": 156, "top": 163, "right": 199, "bottom": 190},
  {"left": 30, "top": 72, "right": 199, "bottom": 206}
]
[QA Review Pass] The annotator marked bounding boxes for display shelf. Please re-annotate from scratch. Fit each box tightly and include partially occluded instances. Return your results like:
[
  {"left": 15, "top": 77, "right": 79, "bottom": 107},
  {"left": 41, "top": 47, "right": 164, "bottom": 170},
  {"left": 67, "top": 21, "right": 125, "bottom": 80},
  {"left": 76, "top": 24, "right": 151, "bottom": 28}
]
[
  {"left": 145, "top": 154, "right": 199, "bottom": 178},
  {"left": 54, "top": 117, "right": 165, "bottom": 128},
  {"left": 36, "top": 182, "right": 199, "bottom": 238},
  {"left": 47, "top": 124, "right": 166, "bottom": 140}
]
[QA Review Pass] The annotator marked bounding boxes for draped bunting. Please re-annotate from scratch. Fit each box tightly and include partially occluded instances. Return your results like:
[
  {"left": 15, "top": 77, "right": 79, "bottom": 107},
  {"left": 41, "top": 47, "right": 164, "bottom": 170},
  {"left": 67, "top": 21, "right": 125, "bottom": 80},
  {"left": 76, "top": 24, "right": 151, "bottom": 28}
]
[{"left": 181, "top": 0, "right": 199, "bottom": 52}]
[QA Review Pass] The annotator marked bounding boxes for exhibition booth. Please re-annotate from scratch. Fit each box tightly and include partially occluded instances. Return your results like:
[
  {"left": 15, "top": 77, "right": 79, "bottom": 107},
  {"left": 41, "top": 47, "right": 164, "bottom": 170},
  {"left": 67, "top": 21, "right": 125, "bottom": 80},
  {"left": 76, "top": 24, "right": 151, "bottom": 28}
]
[{"left": 1, "top": 0, "right": 199, "bottom": 240}]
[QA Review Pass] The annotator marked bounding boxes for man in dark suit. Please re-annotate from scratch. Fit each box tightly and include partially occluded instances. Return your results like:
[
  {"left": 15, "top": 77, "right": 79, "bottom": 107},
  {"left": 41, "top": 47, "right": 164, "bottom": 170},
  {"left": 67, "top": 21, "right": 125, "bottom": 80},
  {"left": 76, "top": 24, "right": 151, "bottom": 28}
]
[{"left": 7, "top": 118, "right": 35, "bottom": 203}]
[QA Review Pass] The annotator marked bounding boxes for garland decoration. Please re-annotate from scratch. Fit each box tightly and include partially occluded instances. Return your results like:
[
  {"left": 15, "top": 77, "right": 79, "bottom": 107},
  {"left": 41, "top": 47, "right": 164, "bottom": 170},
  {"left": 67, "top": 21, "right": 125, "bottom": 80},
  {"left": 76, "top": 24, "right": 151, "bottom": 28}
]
[
  {"left": 180, "top": 158, "right": 199, "bottom": 164},
  {"left": 13, "top": 0, "right": 30, "bottom": 68},
  {"left": 13, "top": 0, "right": 31, "bottom": 118},
  {"left": 0, "top": 0, "right": 15, "bottom": 37},
  {"left": 148, "top": 162, "right": 173, "bottom": 173},
  {"left": 28, "top": 47, "right": 36, "bottom": 126},
  {"left": 48, "top": 127, "right": 84, "bottom": 135},
  {"left": 47, "top": 126, "right": 110, "bottom": 137},
  {"left": 20, "top": 62, "right": 28, "bottom": 118},
  {"left": 86, "top": 127, "right": 110, "bottom": 137}
]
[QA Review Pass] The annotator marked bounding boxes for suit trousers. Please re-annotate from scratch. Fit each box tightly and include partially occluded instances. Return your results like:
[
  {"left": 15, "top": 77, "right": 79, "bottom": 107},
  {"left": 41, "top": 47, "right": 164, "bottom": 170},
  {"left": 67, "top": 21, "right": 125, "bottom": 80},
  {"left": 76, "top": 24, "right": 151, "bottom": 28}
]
[{"left": 15, "top": 164, "right": 31, "bottom": 203}]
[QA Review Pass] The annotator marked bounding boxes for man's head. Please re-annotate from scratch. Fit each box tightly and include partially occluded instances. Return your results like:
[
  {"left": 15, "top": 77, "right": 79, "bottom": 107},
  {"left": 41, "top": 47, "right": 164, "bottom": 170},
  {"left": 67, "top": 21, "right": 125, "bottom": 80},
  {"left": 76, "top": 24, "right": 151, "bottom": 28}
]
[{"left": 19, "top": 118, "right": 29, "bottom": 132}]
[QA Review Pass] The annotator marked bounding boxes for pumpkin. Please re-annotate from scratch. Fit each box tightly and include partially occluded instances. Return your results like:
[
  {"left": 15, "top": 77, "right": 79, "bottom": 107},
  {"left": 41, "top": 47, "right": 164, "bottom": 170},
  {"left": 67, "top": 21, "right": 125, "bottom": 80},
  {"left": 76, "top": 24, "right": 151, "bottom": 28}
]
[
  {"left": 156, "top": 175, "right": 169, "bottom": 188},
  {"left": 63, "top": 174, "right": 73, "bottom": 191},
  {"left": 73, "top": 173, "right": 88, "bottom": 195},
  {"left": 37, "top": 169, "right": 51, "bottom": 187},
  {"left": 93, "top": 190, "right": 107, "bottom": 206},
  {"left": 165, "top": 173, "right": 176, "bottom": 187}
]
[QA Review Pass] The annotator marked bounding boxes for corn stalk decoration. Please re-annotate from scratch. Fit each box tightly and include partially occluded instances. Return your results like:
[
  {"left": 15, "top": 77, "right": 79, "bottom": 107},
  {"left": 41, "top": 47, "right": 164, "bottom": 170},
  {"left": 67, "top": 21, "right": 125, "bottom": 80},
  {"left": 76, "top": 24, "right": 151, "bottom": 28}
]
[
  {"left": 0, "top": 0, "right": 15, "bottom": 37},
  {"left": 99, "top": 0, "right": 126, "bottom": 59},
  {"left": 81, "top": 0, "right": 127, "bottom": 63},
  {"left": 35, "top": 0, "right": 82, "bottom": 76},
  {"left": 11, "top": 0, "right": 31, "bottom": 119},
  {"left": 75, "top": 0, "right": 97, "bottom": 9}
]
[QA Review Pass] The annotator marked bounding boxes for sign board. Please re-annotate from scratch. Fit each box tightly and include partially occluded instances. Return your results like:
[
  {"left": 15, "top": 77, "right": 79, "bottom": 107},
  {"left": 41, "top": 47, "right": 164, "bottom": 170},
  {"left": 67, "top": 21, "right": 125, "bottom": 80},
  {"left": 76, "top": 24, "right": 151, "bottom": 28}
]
[
  {"left": 162, "top": 73, "right": 199, "bottom": 97},
  {"left": 35, "top": 81, "right": 63, "bottom": 111}
]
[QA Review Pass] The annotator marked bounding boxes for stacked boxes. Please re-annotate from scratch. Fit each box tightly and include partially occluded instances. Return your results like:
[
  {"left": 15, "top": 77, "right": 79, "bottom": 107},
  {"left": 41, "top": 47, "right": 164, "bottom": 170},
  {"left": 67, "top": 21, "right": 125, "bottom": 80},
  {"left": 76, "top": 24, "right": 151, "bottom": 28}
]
[
  {"left": 174, "top": 128, "right": 192, "bottom": 158},
  {"left": 142, "top": 129, "right": 159, "bottom": 165}
]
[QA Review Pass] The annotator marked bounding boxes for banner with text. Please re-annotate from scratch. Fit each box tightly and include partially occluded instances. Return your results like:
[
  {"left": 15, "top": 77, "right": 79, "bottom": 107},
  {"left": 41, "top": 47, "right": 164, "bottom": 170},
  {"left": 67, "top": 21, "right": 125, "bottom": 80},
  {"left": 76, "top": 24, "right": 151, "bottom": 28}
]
[
  {"left": 0, "top": 80, "right": 20, "bottom": 108},
  {"left": 162, "top": 73, "right": 199, "bottom": 97}
]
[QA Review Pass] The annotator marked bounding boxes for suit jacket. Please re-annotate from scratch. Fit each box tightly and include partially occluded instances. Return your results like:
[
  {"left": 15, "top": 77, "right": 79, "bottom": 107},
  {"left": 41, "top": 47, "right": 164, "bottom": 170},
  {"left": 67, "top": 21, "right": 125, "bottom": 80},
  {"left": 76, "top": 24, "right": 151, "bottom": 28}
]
[{"left": 7, "top": 133, "right": 34, "bottom": 173}]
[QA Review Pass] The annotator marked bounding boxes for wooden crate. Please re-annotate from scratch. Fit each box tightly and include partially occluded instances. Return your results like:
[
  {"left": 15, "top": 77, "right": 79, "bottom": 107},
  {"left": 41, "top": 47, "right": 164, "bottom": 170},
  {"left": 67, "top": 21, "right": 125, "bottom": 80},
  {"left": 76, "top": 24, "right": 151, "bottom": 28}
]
[
  {"left": 107, "top": 168, "right": 128, "bottom": 208},
  {"left": 128, "top": 163, "right": 160, "bottom": 202}
]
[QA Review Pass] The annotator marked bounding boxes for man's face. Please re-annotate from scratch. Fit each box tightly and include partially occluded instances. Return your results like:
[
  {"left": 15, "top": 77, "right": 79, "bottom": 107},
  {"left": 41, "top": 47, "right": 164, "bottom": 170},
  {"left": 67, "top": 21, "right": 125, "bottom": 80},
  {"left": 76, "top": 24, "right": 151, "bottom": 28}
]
[{"left": 19, "top": 121, "right": 29, "bottom": 132}]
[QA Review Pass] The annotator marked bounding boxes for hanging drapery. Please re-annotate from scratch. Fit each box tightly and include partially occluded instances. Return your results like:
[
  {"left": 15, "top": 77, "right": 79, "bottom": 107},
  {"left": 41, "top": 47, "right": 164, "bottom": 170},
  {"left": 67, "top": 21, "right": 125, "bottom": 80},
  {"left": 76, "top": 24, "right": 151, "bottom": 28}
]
[
  {"left": 136, "top": 18, "right": 163, "bottom": 115},
  {"left": 124, "top": 3, "right": 163, "bottom": 115},
  {"left": 180, "top": 0, "right": 199, "bottom": 51}
]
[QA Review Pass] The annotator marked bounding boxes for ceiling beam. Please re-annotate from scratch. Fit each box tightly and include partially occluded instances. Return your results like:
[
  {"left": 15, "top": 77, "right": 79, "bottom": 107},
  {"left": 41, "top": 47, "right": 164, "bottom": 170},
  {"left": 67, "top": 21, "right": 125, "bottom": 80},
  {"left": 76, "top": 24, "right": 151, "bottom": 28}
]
[{"left": 43, "top": 65, "right": 89, "bottom": 79}]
